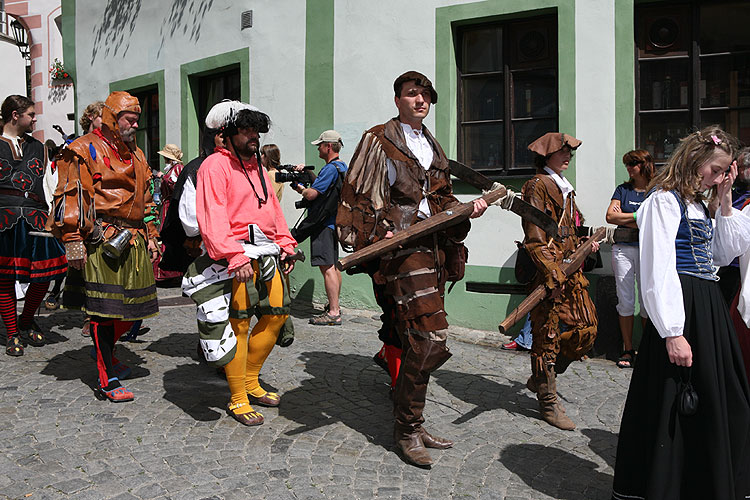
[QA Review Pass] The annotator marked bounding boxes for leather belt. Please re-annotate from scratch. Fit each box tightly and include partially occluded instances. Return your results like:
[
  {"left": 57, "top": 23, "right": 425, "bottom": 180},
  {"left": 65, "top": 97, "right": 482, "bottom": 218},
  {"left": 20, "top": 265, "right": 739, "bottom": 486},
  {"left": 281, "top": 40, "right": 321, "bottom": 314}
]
[
  {"left": 100, "top": 214, "right": 144, "bottom": 229},
  {"left": 0, "top": 188, "right": 43, "bottom": 204}
]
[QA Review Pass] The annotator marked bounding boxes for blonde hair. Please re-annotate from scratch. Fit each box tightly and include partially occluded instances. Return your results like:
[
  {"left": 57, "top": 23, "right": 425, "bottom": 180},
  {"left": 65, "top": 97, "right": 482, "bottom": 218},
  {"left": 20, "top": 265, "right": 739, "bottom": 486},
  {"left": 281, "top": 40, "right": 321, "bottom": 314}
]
[
  {"left": 647, "top": 125, "right": 738, "bottom": 202},
  {"left": 79, "top": 101, "right": 104, "bottom": 132}
]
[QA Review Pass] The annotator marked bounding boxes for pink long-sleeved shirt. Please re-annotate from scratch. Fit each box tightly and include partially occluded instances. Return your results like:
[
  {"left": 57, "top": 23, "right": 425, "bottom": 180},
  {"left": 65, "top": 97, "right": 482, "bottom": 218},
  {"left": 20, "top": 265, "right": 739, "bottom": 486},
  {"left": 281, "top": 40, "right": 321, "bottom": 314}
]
[{"left": 196, "top": 148, "right": 296, "bottom": 272}]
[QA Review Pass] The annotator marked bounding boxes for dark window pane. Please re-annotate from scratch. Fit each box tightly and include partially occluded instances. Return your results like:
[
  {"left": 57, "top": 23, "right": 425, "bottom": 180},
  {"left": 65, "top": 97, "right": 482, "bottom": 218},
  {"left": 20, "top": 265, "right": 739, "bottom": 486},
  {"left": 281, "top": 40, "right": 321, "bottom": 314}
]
[
  {"left": 700, "top": 3, "right": 750, "bottom": 55},
  {"left": 198, "top": 69, "right": 241, "bottom": 132},
  {"left": 639, "top": 59, "right": 690, "bottom": 110},
  {"left": 461, "top": 28, "right": 502, "bottom": 73},
  {"left": 700, "top": 55, "right": 731, "bottom": 108},
  {"left": 639, "top": 113, "right": 691, "bottom": 164},
  {"left": 462, "top": 76, "right": 503, "bottom": 121},
  {"left": 132, "top": 88, "right": 159, "bottom": 170},
  {"left": 461, "top": 122, "right": 504, "bottom": 170},
  {"left": 512, "top": 69, "right": 556, "bottom": 118},
  {"left": 512, "top": 118, "right": 556, "bottom": 170},
  {"left": 700, "top": 109, "right": 750, "bottom": 144}
]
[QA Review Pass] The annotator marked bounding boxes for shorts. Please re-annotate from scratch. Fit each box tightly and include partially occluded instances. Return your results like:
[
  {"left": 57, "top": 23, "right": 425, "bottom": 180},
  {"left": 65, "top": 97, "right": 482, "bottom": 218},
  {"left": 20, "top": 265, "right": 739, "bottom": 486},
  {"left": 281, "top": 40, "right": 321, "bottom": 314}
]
[{"left": 310, "top": 227, "right": 339, "bottom": 267}]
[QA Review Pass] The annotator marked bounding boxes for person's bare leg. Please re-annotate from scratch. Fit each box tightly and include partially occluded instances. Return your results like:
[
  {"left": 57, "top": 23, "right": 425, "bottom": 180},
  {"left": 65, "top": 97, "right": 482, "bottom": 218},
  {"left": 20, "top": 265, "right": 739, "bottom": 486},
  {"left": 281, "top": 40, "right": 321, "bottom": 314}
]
[
  {"left": 319, "top": 264, "right": 341, "bottom": 316},
  {"left": 618, "top": 314, "right": 635, "bottom": 367}
]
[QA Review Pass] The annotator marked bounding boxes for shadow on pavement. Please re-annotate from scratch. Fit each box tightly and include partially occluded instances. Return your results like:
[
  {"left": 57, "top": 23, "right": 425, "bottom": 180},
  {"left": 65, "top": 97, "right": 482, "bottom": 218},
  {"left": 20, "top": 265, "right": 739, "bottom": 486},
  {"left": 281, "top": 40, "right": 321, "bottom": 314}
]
[
  {"left": 581, "top": 428, "right": 618, "bottom": 469},
  {"left": 162, "top": 361, "right": 228, "bottom": 421},
  {"left": 279, "top": 351, "right": 393, "bottom": 448},
  {"left": 500, "top": 443, "right": 613, "bottom": 500},
  {"left": 147, "top": 331, "right": 201, "bottom": 359},
  {"left": 432, "top": 369, "right": 538, "bottom": 424},
  {"left": 40, "top": 344, "right": 149, "bottom": 390}
]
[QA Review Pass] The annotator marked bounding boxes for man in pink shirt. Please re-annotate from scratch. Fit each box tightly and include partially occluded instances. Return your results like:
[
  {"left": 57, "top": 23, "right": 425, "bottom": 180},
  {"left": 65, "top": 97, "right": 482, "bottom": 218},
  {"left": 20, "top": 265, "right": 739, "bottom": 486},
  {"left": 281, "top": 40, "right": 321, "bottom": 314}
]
[{"left": 183, "top": 103, "right": 297, "bottom": 426}]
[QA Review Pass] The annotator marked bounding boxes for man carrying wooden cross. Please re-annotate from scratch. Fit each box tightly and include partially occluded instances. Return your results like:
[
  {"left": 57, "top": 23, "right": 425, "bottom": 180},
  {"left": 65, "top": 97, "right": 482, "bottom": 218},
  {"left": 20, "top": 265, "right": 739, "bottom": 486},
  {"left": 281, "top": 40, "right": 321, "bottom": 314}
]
[
  {"left": 337, "top": 71, "right": 487, "bottom": 467},
  {"left": 521, "top": 132, "right": 599, "bottom": 430}
]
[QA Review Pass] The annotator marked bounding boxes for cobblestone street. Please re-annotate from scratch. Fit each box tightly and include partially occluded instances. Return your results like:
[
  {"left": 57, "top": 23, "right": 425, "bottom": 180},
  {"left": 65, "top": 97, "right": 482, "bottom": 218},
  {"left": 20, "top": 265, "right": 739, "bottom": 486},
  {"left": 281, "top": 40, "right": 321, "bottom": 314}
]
[{"left": 0, "top": 289, "right": 629, "bottom": 500}]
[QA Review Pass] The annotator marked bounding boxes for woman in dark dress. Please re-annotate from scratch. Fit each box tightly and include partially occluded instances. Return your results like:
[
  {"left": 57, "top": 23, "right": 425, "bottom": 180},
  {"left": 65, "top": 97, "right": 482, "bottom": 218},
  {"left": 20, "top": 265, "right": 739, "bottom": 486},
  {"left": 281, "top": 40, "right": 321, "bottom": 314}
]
[{"left": 612, "top": 126, "right": 750, "bottom": 499}]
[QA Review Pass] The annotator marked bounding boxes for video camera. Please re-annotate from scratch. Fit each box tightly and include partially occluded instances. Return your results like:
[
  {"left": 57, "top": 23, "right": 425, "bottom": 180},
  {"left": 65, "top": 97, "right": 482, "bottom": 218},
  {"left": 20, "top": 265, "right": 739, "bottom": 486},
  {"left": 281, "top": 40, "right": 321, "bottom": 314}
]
[{"left": 275, "top": 164, "right": 315, "bottom": 186}]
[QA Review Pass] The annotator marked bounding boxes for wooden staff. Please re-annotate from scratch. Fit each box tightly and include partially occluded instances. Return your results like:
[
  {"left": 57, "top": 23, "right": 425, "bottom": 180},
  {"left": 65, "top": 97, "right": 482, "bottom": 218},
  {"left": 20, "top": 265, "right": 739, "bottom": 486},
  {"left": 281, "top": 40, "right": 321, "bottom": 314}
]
[
  {"left": 336, "top": 187, "right": 507, "bottom": 271},
  {"left": 498, "top": 226, "right": 606, "bottom": 335}
]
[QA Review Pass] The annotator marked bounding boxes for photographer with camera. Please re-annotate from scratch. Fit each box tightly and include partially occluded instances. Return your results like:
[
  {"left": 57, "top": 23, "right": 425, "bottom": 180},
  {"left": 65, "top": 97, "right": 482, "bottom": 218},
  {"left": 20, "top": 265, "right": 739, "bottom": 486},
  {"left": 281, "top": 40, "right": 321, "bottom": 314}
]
[{"left": 291, "top": 130, "right": 347, "bottom": 326}]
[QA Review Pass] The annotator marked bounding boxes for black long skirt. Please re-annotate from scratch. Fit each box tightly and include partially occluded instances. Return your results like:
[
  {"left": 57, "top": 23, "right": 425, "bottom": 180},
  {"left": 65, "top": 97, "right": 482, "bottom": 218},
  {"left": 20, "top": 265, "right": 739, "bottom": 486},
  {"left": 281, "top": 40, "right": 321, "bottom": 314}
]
[{"left": 612, "top": 274, "right": 750, "bottom": 500}]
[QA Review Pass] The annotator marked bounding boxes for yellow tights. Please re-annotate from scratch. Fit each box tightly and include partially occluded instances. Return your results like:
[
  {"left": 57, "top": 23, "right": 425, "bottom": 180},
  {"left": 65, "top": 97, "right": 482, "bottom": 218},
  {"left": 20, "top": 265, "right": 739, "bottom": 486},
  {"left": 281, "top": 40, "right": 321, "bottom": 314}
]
[{"left": 224, "top": 263, "right": 287, "bottom": 415}]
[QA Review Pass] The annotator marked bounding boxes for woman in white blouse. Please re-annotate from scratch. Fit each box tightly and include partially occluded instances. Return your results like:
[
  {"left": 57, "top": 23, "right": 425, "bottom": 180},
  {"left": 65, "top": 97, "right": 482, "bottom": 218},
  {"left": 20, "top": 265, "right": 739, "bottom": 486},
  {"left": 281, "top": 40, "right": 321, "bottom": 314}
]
[{"left": 612, "top": 126, "right": 750, "bottom": 500}]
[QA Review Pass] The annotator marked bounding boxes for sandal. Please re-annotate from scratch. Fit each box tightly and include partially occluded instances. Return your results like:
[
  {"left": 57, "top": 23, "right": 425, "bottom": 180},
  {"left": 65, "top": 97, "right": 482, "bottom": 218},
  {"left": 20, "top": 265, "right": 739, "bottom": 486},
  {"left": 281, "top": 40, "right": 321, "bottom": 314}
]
[
  {"left": 250, "top": 392, "right": 280, "bottom": 407},
  {"left": 19, "top": 327, "right": 44, "bottom": 347},
  {"left": 617, "top": 349, "right": 636, "bottom": 369},
  {"left": 5, "top": 336, "right": 23, "bottom": 357},
  {"left": 308, "top": 312, "right": 342, "bottom": 326},
  {"left": 95, "top": 385, "right": 134, "bottom": 403},
  {"left": 227, "top": 403, "right": 264, "bottom": 426}
]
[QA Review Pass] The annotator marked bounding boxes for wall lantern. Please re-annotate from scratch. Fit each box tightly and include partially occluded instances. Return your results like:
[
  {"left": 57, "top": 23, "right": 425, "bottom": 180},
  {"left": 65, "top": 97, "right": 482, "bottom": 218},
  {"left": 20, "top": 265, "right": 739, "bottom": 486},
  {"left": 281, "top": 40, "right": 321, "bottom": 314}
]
[{"left": 11, "top": 19, "right": 31, "bottom": 61}]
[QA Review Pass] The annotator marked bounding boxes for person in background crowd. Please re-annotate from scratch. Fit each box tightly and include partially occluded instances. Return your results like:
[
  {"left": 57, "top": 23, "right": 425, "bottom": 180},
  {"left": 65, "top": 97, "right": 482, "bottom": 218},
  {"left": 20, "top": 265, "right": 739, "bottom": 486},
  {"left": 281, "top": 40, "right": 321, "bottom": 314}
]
[
  {"left": 0, "top": 95, "right": 67, "bottom": 356},
  {"left": 182, "top": 101, "right": 297, "bottom": 426},
  {"left": 711, "top": 147, "right": 750, "bottom": 304},
  {"left": 501, "top": 314, "right": 533, "bottom": 352},
  {"left": 293, "top": 130, "right": 348, "bottom": 326},
  {"left": 716, "top": 148, "right": 750, "bottom": 386},
  {"left": 612, "top": 126, "right": 750, "bottom": 500},
  {"left": 337, "top": 71, "right": 487, "bottom": 466},
  {"left": 606, "top": 149, "right": 653, "bottom": 368},
  {"left": 521, "top": 132, "right": 598, "bottom": 431},
  {"left": 153, "top": 143, "right": 184, "bottom": 286},
  {"left": 260, "top": 144, "right": 284, "bottom": 202},
  {"left": 48, "top": 91, "right": 159, "bottom": 402}
]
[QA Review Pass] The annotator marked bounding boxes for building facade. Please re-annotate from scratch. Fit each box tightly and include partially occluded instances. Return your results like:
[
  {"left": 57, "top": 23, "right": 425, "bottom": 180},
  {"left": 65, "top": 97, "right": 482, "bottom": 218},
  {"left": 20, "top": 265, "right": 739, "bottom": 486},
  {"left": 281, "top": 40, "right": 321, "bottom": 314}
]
[
  {"left": 60, "top": 0, "right": 749, "bottom": 331},
  {"left": 2, "top": 0, "right": 74, "bottom": 145}
]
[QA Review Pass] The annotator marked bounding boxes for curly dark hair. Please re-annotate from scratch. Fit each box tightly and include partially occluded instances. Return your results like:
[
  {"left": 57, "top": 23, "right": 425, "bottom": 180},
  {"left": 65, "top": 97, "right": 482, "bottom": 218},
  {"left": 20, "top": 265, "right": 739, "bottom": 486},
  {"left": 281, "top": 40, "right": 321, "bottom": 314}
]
[
  {"left": 230, "top": 109, "right": 270, "bottom": 135},
  {"left": 622, "top": 149, "right": 654, "bottom": 186}
]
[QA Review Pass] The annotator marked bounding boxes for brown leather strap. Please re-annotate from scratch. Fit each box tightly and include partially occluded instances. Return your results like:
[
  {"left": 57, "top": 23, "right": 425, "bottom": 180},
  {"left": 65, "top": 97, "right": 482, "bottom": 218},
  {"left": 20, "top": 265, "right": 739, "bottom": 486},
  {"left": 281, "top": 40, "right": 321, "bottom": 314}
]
[
  {"left": 99, "top": 214, "right": 144, "bottom": 229},
  {"left": 0, "top": 188, "right": 43, "bottom": 204}
]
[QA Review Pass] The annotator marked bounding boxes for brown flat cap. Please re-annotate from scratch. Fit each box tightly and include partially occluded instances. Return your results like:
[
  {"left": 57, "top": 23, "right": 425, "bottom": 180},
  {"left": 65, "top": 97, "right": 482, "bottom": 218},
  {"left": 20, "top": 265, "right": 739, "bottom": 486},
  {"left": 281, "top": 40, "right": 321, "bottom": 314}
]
[
  {"left": 528, "top": 132, "right": 582, "bottom": 156},
  {"left": 393, "top": 71, "right": 438, "bottom": 103}
]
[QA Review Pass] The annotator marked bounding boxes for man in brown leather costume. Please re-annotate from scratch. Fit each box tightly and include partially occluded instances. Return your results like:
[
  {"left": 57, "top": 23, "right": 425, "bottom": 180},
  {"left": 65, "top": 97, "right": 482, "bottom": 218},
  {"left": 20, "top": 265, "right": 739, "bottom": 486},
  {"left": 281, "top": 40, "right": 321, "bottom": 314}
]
[
  {"left": 337, "top": 71, "right": 487, "bottom": 466},
  {"left": 521, "top": 132, "right": 598, "bottom": 430},
  {"left": 48, "top": 91, "right": 159, "bottom": 402}
]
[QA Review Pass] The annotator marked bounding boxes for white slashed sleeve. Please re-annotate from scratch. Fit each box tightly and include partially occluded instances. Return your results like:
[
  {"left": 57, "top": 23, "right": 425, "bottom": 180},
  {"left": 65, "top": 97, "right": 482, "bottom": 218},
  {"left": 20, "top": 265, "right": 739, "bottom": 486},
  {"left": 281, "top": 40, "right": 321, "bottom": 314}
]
[
  {"left": 714, "top": 203, "right": 750, "bottom": 326},
  {"left": 638, "top": 190, "right": 684, "bottom": 338},
  {"left": 179, "top": 176, "right": 200, "bottom": 237},
  {"left": 713, "top": 205, "right": 750, "bottom": 266}
]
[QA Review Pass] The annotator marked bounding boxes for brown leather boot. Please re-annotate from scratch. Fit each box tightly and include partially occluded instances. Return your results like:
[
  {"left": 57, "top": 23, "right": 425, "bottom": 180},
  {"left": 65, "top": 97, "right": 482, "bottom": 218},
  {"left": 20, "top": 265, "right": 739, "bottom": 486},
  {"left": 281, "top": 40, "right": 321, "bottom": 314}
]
[
  {"left": 394, "top": 428, "right": 433, "bottom": 466},
  {"left": 526, "top": 375, "right": 537, "bottom": 393},
  {"left": 536, "top": 364, "right": 575, "bottom": 430},
  {"left": 420, "top": 428, "right": 453, "bottom": 449}
]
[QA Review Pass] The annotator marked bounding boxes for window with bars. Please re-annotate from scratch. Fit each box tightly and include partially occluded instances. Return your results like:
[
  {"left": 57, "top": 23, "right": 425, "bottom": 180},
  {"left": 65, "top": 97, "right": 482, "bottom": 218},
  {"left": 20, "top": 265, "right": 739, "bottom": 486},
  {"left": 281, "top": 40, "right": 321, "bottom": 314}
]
[
  {"left": 457, "top": 15, "right": 558, "bottom": 177},
  {"left": 636, "top": 2, "right": 750, "bottom": 164}
]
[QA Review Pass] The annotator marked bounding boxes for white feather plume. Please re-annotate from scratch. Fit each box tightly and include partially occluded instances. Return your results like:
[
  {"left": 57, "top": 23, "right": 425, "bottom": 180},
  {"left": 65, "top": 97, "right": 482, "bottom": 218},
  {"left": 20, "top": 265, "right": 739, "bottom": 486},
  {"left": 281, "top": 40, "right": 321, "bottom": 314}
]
[{"left": 204, "top": 100, "right": 263, "bottom": 129}]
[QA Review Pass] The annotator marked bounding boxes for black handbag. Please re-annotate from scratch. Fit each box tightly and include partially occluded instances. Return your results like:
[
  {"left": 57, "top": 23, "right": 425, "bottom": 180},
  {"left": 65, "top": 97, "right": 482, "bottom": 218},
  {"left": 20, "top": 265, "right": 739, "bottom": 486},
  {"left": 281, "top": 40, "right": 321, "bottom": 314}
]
[{"left": 677, "top": 367, "right": 699, "bottom": 416}]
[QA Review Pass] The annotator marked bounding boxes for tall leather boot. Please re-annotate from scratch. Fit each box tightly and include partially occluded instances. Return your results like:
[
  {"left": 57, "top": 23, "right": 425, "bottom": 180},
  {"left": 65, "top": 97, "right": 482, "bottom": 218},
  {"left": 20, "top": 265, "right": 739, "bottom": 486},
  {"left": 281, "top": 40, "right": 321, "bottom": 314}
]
[
  {"left": 534, "top": 362, "right": 575, "bottom": 430},
  {"left": 393, "top": 335, "right": 452, "bottom": 466}
]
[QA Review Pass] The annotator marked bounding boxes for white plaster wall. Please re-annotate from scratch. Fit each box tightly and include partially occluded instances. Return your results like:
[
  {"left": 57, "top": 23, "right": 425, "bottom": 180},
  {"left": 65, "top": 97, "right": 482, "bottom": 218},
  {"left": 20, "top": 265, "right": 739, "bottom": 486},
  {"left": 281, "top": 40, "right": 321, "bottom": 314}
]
[
  {"left": 0, "top": 38, "right": 27, "bottom": 99},
  {"left": 574, "top": 0, "right": 616, "bottom": 229}
]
